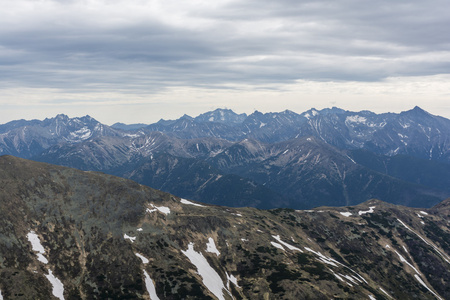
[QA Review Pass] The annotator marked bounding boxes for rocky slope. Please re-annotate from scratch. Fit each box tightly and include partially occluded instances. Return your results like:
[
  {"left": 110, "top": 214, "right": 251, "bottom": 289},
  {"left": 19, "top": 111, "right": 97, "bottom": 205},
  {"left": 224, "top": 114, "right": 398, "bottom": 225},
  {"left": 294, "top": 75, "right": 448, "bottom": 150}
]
[
  {"left": 0, "top": 156, "right": 448, "bottom": 299},
  {"left": 35, "top": 134, "right": 447, "bottom": 209}
]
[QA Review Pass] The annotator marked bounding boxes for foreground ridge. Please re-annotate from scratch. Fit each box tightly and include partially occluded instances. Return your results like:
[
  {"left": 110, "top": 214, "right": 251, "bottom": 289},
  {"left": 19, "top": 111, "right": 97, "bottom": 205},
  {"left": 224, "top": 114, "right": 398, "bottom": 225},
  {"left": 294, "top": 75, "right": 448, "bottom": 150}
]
[{"left": 0, "top": 156, "right": 448, "bottom": 299}]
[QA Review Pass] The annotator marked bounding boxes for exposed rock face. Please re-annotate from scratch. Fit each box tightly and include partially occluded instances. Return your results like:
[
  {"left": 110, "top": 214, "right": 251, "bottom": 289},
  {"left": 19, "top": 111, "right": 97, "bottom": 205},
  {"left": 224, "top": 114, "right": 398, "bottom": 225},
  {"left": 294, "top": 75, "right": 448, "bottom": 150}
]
[{"left": 0, "top": 156, "right": 448, "bottom": 299}]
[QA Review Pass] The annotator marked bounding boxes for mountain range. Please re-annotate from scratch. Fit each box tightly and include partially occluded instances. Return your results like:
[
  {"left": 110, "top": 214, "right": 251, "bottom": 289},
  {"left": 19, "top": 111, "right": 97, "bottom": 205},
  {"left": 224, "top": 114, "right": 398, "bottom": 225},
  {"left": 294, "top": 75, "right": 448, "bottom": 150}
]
[
  {"left": 0, "top": 107, "right": 449, "bottom": 209},
  {"left": 0, "top": 156, "right": 449, "bottom": 299}
]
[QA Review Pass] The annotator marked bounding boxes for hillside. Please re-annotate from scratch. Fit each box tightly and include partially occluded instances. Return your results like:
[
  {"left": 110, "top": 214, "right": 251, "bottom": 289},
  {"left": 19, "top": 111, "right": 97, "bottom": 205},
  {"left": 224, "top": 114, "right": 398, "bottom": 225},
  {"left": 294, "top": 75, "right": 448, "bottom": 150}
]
[{"left": 0, "top": 156, "right": 448, "bottom": 299}]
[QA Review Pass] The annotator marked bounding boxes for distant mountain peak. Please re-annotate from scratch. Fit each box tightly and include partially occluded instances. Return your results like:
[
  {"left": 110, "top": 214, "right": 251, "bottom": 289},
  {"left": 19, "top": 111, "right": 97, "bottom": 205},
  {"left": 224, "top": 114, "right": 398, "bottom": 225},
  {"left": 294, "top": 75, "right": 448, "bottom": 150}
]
[
  {"left": 180, "top": 114, "right": 193, "bottom": 120},
  {"left": 194, "top": 108, "right": 247, "bottom": 124},
  {"left": 402, "top": 106, "right": 430, "bottom": 116}
]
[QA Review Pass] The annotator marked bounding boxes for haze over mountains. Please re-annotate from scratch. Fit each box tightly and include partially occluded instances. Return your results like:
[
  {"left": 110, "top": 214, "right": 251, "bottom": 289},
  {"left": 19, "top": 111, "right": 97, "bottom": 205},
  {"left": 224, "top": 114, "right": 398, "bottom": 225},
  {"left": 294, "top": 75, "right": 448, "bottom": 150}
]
[
  {"left": 1, "top": 106, "right": 449, "bottom": 209},
  {"left": 0, "top": 156, "right": 448, "bottom": 299}
]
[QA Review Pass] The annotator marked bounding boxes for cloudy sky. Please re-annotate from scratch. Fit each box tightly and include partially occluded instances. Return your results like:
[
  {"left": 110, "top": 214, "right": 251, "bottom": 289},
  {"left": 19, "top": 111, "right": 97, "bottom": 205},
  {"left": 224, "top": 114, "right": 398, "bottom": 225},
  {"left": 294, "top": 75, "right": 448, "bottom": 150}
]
[{"left": 1, "top": 0, "right": 449, "bottom": 124}]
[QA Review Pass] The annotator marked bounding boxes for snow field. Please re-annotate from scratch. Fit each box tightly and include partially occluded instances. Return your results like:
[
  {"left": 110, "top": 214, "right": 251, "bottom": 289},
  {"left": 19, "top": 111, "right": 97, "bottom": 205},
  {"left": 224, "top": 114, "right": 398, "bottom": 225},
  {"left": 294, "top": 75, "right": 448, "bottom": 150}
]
[
  {"left": 144, "top": 270, "right": 160, "bottom": 300},
  {"left": 27, "top": 231, "right": 48, "bottom": 264},
  {"left": 180, "top": 199, "right": 206, "bottom": 207},
  {"left": 206, "top": 237, "right": 220, "bottom": 256},
  {"left": 182, "top": 242, "right": 233, "bottom": 300},
  {"left": 135, "top": 253, "right": 149, "bottom": 264},
  {"left": 45, "top": 269, "right": 65, "bottom": 300},
  {"left": 124, "top": 234, "right": 136, "bottom": 243},
  {"left": 147, "top": 204, "right": 170, "bottom": 215},
  {"left": 358, "top": 206, "right": 375, "bottom": 215}
]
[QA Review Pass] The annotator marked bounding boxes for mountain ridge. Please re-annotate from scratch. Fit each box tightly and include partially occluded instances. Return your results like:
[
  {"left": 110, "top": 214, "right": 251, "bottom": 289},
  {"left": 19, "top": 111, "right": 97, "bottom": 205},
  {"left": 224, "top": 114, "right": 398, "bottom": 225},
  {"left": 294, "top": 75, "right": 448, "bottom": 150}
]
[
  {"left": 0, "top": 155, "right": 448, "bottom": 299},
  {"left": 1, "top": 107, "right": 449, "bottom": 209}
]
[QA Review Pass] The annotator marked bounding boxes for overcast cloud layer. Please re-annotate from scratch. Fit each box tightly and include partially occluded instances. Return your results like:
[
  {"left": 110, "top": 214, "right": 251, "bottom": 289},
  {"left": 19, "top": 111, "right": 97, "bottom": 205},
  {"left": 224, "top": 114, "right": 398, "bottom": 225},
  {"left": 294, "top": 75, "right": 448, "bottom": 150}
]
[{"left": 0, "top": 0, "right": 449, "bottom": 123}]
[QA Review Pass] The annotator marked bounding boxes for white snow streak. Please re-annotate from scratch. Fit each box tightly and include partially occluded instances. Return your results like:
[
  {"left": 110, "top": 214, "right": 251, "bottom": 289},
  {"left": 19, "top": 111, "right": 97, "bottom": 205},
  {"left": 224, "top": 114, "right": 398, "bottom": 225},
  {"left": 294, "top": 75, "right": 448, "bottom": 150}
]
[
  {"left": 0, "top": 289, "right": 3, "bottom": 300},
  {"left": 271, "top": 242, "right": 285, "bottom": 250},
  {"left": 304, "top": 247, "right": 368, "bottom": 284},
  {"left": 272, "top": 235, "right": 303, "bottom": 252},
  {"left": 135, "top": 253, "right": 149, "bottom": 264},
  {"left": 368, "top": 295, "right": 376, "bottom": 300},
  {"left": 397, "top": 219, "right": 450, "bottom": 264},
  {"left": 305, "top": 247, "right": 339, "bottom": 267},
  {"left": 182, "top": 242, "right": 231, "bottom": 300},
  {"left": 226, "top": 273, "right": 240, "bottom": 289},
  {"left": 27, "top": 231, "right": 48, "bottom": 264},
  {"left": 346, "top": 155, "right": 357, "bottom": 164},
  {"left": 379, "top": 287, "right": 393, "bottom": 299},
  {"left": 144, "top": 270, "right": 160, "bottom": 300},
  {"left": 419, "top": 211, "right": 429, "bottom": 215},
  {"left": 395, "top": 251, "right": 421, "bottom": 275},
  {"left": 180, "top": 199, "right": 206, "bottom": 207},
  {"left": 330, "top": 270, "right": 352, "bottom": 287},
  {"left": 124, "top": 234, "right": 136, "bottom": 243},
  {"left": 414, "top": 275, "right": 443, "bottom": 300},
  {"left": 206, "top": 237, "right": 220, "bottom": 256},
  {"left": 45, "top": 269, "right": 65, "bottom": 300},
  {"left": 394, "top": 249, "right": 443, "bottom": 300}
]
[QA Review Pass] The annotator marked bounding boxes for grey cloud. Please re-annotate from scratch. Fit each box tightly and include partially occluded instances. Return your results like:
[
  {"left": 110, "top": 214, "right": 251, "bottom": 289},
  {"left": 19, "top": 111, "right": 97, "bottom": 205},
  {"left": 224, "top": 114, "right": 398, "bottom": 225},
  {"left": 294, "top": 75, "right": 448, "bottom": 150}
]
[{"left": 0, "top": 0, "right": 449, "bottom": 95}]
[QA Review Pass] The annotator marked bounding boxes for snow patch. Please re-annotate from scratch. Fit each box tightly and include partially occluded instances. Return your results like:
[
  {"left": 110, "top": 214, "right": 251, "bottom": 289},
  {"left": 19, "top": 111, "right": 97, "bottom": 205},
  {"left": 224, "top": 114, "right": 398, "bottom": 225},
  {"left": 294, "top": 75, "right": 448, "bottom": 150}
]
[
  {"left": 346, "top": 115, "right": 367, "bottom": 124},
  {"left": 180, "top": 199, "right": 206, "bottom": 207},
  {"left": 181, "top": 242, "right": 231, "bottom": 300},
  {"left": 69, "top": 127, "right": 92, "bottom": 140},
  {"left": 137, "top": 228, "right": 143, "bottom": 231},
  {"left": 144, "top": 270, "right": 160, "bottom": 300},
  {"left": 206, "top": 237, "right": 220, "bottom": 256},
  {"left": 136, "top": 253, "right": 149, "bottom": 264},
  {"left": 419, "top": 211, "right": 429, "bottom": 215},
  {"left": 27, "top": 231, "right": 48, "bottom": 264},
  {"left": 124, "top": 234, "right": 136, "bottom": 243},
  {"left": 45, "top": 269, "right": 65, "bottom": 300},
  {"left": 340, "top": 212, "right": 353, "bottom": 217},
  {"left": 358, "top": 206, "right": 375, "bottom": 215},
  {"left": 368, "top": 295, "right": 376, "bottom": 300},
  {"left": 147, "top": 204, "right": 170, "bottom": 215}
]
